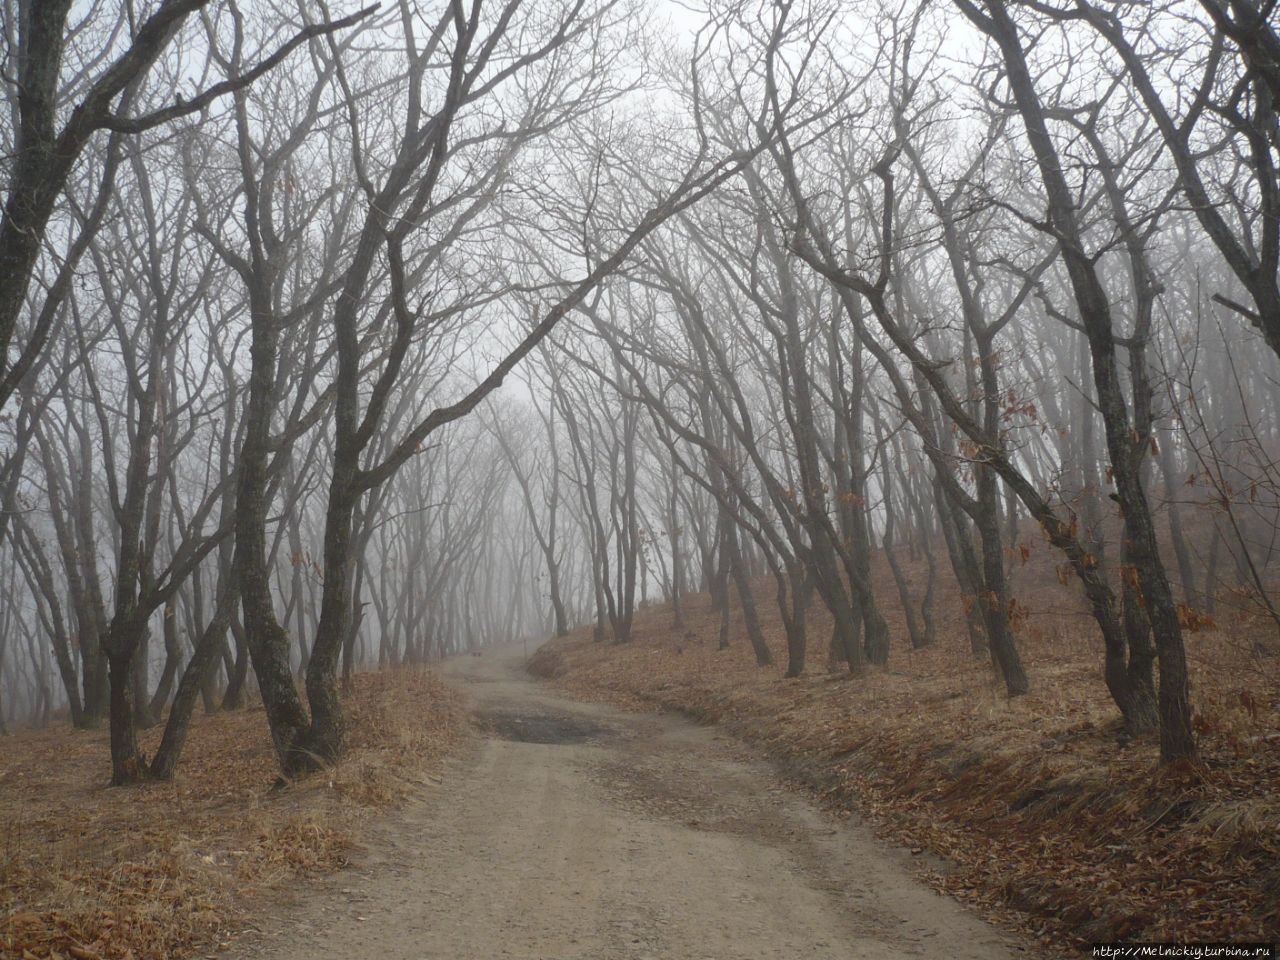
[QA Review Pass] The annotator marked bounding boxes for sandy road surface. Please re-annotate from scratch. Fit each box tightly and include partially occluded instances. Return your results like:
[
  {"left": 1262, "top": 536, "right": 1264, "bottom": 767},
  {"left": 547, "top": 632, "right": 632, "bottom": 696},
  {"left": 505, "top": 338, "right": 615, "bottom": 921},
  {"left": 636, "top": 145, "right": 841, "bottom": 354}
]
[{"left": 233, "top": 644, "right": 1031, "bottom": 960}]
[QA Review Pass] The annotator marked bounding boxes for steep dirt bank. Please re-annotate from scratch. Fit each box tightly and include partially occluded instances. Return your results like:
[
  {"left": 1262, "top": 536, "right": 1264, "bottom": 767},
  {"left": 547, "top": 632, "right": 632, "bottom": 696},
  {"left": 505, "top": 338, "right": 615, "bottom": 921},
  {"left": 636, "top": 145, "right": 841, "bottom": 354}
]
[
  {"left": 532, "top": 588, "right": 1280, "bottom": 950},
  {"left": 234, "top": 643, "right": 1034, "bottom": 960}
]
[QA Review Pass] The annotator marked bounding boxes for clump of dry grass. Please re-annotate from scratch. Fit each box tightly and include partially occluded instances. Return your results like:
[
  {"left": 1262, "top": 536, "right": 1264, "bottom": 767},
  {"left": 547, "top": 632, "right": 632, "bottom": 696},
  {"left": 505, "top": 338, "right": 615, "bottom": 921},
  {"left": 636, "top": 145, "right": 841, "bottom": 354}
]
[
  {"left": 0, "top": 667, "right": 465, "bottom": 960},
  {"left": 541, "top": 537, "right": 1280, "bottom": 950},
  {"left": 526, "top": 646, "right": 567, "bottom": 680}
]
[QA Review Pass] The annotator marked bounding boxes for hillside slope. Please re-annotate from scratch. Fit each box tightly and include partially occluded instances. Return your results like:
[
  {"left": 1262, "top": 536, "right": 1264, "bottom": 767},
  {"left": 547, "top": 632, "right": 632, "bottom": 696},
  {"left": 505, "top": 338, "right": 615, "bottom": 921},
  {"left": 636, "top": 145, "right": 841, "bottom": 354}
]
[{"left": 533, "top": 540, "right": 1280, "bottom": 950}]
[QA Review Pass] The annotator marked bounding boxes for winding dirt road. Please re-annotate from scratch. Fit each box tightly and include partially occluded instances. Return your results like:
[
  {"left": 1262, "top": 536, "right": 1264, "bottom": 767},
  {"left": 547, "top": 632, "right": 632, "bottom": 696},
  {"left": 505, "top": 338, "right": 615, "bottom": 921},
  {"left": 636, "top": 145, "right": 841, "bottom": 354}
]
[{"left": 235, "top": 644, "right": 1031, "bottom": 960}]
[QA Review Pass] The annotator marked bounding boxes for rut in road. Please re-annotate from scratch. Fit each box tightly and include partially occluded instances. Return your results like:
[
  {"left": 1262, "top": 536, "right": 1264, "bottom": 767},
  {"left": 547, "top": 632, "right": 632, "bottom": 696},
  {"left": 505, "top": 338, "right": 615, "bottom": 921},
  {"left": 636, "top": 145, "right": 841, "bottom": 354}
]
[{"left": 234, "top": 645, "right": 1032, "bottom": 960}]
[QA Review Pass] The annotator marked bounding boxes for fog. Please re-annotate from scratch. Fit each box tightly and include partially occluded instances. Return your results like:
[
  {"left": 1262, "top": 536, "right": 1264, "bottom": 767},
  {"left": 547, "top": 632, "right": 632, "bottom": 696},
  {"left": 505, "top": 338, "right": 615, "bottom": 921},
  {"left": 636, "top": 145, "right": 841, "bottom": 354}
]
[{"left": 1, "top": 0, "right": 1277, "bottom": 786}]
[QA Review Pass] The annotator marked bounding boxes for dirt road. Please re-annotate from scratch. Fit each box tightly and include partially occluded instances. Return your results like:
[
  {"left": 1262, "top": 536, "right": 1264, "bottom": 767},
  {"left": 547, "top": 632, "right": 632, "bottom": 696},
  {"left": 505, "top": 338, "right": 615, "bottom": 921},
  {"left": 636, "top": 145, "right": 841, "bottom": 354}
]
[{"left": 235, "top": 644, "right": 1031, "bottom": 960}]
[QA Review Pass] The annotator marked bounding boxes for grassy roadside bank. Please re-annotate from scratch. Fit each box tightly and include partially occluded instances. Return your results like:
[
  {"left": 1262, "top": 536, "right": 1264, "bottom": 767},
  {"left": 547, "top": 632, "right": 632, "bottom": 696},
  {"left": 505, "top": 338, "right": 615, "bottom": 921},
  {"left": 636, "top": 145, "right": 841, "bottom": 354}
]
[
  {"left": 531, "top": 588, "right": 1280, "bottom": 952},
  {"left": 1, "top": 669, "right": 466, "bottom": 960}
]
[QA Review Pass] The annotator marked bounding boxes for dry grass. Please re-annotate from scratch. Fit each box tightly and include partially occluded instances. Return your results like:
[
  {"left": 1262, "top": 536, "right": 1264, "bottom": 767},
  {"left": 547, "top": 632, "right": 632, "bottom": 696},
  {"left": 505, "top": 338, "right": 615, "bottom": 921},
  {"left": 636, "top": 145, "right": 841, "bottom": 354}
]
[
  {"left": 0, "top": 668, "right": 466, "bottom": 960},
  {"left": 538, "top": 533, "right": 1280, "bottom": 951}
]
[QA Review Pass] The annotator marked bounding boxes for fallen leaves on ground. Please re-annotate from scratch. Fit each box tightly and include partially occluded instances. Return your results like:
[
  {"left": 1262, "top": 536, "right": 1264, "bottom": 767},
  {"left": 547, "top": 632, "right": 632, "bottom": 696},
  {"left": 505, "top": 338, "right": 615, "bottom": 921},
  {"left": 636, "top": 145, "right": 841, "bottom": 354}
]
[
  {"left": 0, "top": 668, "right": 465, "bottom": 960},
  {"left": 537, "top": 539, "right": 1280, "bottom": 952}
]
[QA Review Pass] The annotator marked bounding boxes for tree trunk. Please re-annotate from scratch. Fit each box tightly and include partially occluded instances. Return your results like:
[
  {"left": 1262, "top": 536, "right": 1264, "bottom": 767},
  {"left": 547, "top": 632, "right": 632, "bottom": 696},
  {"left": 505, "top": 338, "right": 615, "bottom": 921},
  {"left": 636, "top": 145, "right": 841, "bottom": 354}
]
[
  {"left": 147, "top": 605, "right": 182, "bottom": 719},
  {"left": 105, "top": 638, "right": 145, "bottom": 785},
  {"left": 151, "top": 586, "right": 237, "bottom": 779},
  {"left": 723, "top": 521, "right": 772, "bottom": 666},
  {"left": 299, "top": 469, "right": 359, "bottom": 771},
  {"left": 974, "top": 0, "right": 1194, "bottom": 759}
]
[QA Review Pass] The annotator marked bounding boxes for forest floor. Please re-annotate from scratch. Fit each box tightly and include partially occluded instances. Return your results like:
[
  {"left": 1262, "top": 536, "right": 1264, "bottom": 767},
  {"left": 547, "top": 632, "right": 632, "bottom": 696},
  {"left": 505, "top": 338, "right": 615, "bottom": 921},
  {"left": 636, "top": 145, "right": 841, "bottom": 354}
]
[
  {"left": 0, "top": 669, "right": 466, "bottom": 960},
  {"left": 531, "top": 544, "right": 1280, "bottom": 952},
  {"left": 5, "top": 557, "right": 1277, "bottom": 960},
  {"left": 233, "top": 642, "right": 1033, "bottom": 960}
]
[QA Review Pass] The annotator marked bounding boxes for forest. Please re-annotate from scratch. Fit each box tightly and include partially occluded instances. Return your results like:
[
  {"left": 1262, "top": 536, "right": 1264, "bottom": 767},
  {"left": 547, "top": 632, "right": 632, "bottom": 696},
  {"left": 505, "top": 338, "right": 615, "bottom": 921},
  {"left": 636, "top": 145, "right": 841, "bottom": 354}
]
[{"left": 2, "top": 0, "right": 1279, "bottom": 955}]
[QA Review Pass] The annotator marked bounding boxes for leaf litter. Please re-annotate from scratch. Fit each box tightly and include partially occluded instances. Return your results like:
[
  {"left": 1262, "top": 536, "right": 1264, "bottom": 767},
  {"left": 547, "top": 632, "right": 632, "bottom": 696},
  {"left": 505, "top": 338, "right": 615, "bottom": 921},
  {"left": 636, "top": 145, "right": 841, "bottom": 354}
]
[
  {"left": 0, "top": 668, "right": 465, "bottom": 960},
  {"left": 534, "top": 542, "right": 1280, "bottom": 952}
]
